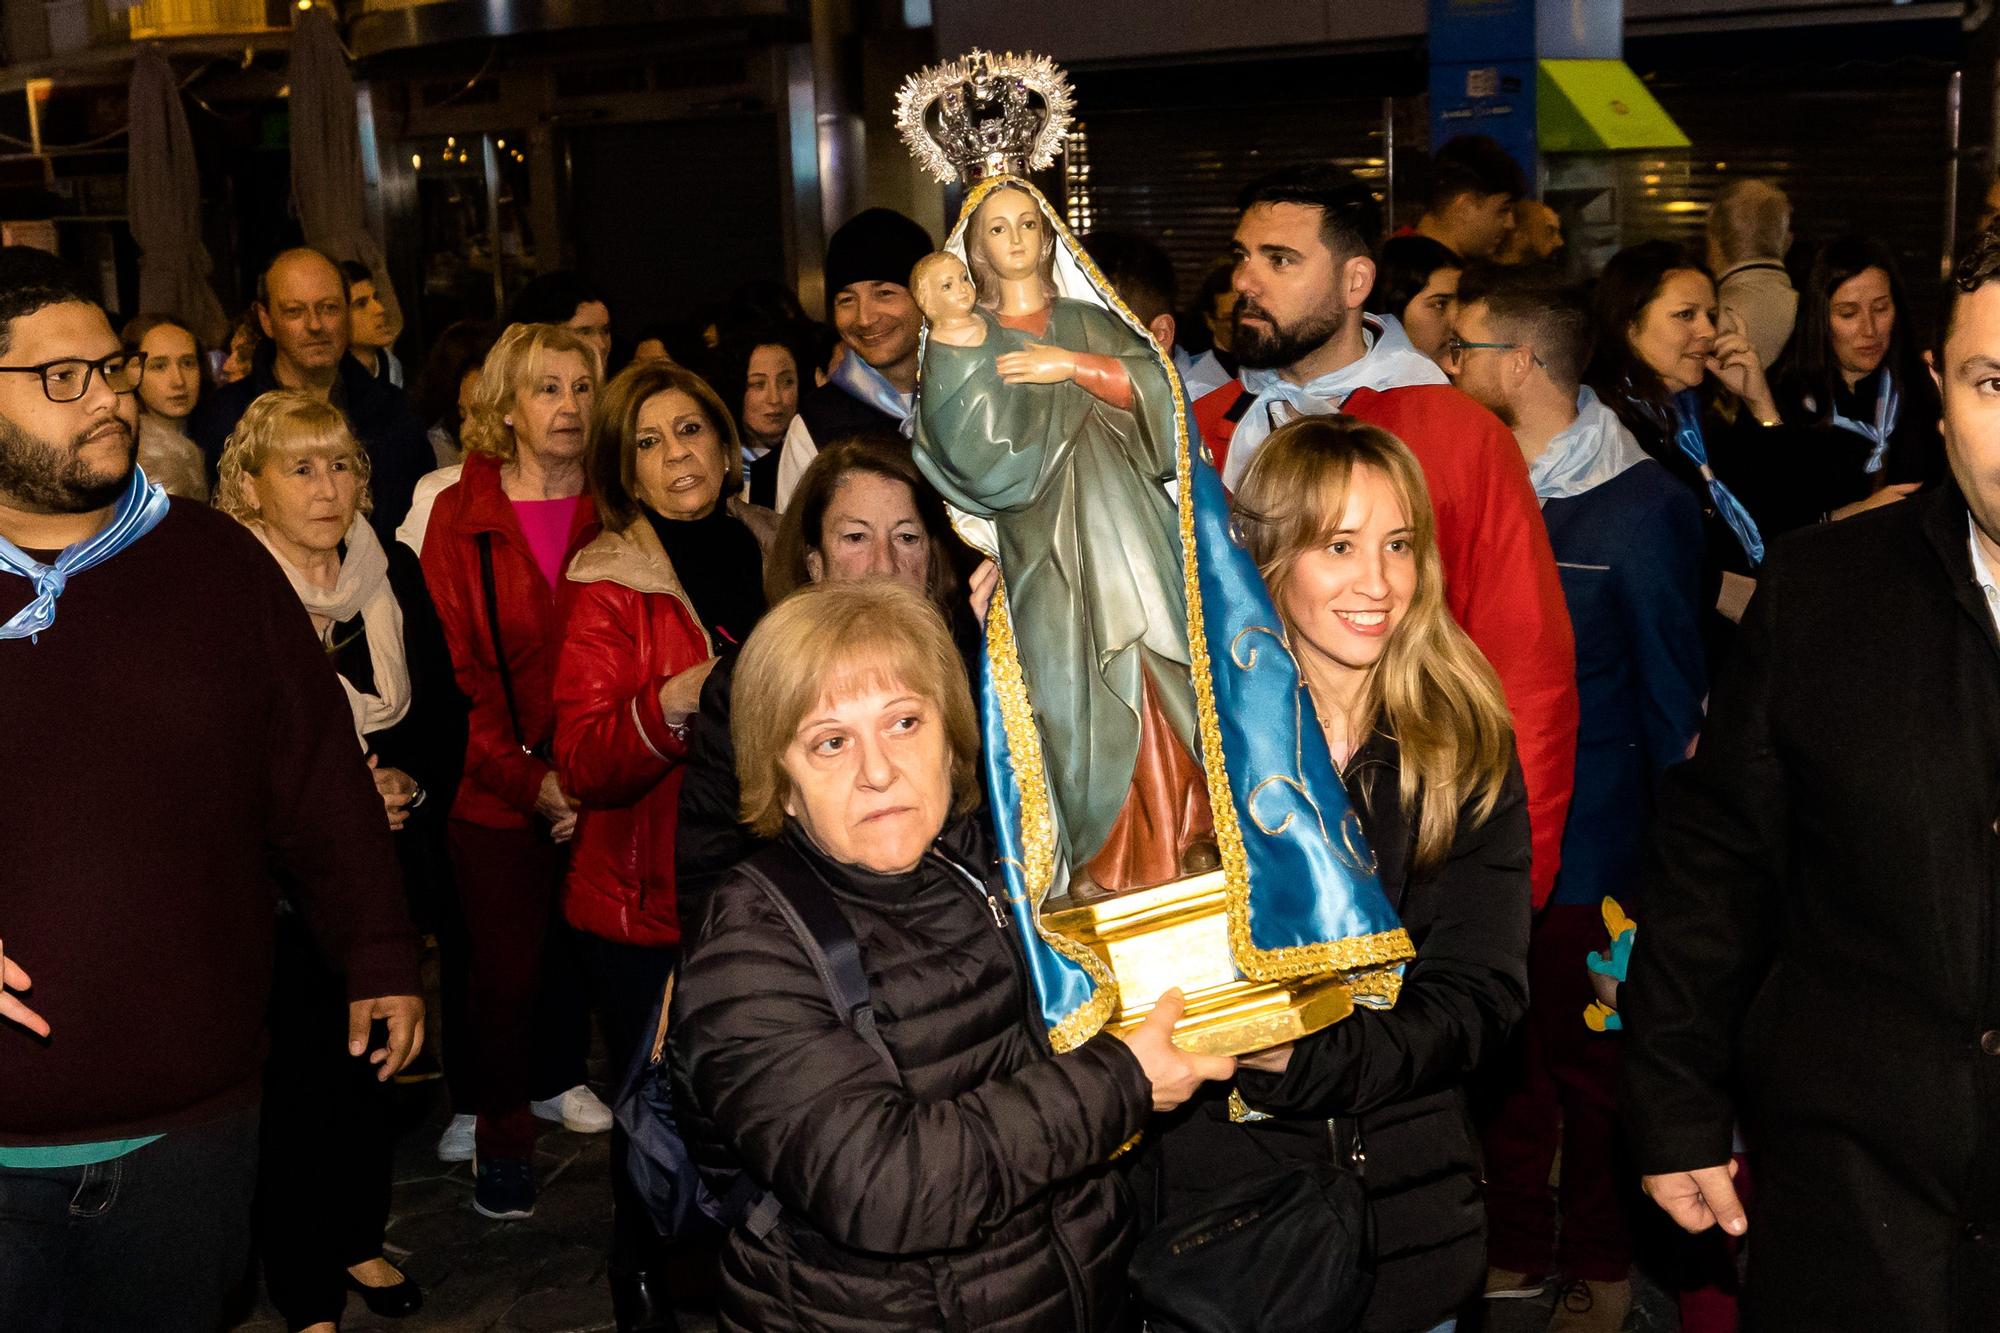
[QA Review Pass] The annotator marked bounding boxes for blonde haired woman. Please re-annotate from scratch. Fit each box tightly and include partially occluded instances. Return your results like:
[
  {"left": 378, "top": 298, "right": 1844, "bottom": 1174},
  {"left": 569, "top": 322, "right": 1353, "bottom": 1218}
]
[
  {"left": 218, "top": 390, "right": 467, "bottom": 1332},
  {"left": 1141, "top": 416, "right": 1532, "bottom": 1333},
  {"left": 419, "top": 322, "right": 608, "bottom": 1216}
]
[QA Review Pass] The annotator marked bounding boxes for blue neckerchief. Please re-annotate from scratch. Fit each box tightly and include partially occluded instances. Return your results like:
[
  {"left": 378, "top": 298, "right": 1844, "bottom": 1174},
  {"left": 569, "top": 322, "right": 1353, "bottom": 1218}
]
[
  {"left": 829, "top": 347, "right": 915, "bottom": 438},
  {"left": 0, "top": 467, "right": 170, "bottom": 643},
  {"left": 1828, "top": 367, "right": 1900, "bottom": 475},
  {"left": 1669, "top": 390, "right": 1764, "bottom": 566},
  {"left": 1531, "top": 387, "right": 1649, "bottom": 504},
  {"left": 1225, "top": 313, "right": 1447, "bottom": 490}
]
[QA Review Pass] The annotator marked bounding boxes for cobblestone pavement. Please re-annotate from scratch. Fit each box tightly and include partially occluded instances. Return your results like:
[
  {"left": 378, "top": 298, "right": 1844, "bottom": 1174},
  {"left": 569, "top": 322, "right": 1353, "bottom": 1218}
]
[{"left": 229, "top": 1091, "right": 720, "bottom": 1333}]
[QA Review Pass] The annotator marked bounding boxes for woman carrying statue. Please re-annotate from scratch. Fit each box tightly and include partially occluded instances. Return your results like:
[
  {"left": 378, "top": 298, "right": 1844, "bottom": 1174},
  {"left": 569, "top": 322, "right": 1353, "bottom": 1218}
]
[
  {"left": 912, "top": 187, "right": 1215, "bottom": 898},
  {"left": 900, "top": 50, "right": 1411, "bottom": 1061}
]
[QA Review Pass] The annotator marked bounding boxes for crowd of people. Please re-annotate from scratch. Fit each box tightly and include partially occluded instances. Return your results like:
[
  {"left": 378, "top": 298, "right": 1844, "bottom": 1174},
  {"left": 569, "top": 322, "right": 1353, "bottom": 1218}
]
[{"left": 1, "top": 124, "right": 1995, "bottom": 1333}]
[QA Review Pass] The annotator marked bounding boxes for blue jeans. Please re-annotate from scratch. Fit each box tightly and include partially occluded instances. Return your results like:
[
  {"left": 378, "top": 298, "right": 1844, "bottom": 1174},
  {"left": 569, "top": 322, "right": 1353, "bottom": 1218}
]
[{"left": 0, "top": 1105, "right": 259, "bottom": 1333}]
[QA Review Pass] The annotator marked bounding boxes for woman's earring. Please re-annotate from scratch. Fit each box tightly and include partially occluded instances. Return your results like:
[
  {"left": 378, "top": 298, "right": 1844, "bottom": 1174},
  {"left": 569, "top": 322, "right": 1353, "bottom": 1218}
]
[{"left": 503, "top": 416, "right": 513, "bottom": 427}]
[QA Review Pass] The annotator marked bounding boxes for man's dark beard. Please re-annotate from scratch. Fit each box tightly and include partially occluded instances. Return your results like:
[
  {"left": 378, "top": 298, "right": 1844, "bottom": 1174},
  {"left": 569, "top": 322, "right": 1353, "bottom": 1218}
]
[
  {"left": 0, "top": 413, "right": 134, "bottom": 515},
  {"left": 1231, "top": 296, "right": 1352, "bottom": 372}
]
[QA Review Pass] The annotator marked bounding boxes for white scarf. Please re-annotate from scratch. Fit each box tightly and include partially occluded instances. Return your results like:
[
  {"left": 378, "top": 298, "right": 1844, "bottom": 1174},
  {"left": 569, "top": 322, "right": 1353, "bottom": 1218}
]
[
  {"left": 1222, "top": 313, "right": 1448, "bottom": 490},
  {"left": 255, "top": 515, "right": 410, "bottom": 746},
  {"left": 1530, "top": 387, "right": 1650, "bottom": 504}
]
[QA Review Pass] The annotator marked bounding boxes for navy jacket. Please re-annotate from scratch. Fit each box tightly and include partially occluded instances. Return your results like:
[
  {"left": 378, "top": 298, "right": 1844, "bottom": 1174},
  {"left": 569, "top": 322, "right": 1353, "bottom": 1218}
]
[
  {"left": 189, "top": 340, "right": 432, "bottom": 544},
  {"left": 1539, "top": 459, "right": 1706, "bottom": 907}
]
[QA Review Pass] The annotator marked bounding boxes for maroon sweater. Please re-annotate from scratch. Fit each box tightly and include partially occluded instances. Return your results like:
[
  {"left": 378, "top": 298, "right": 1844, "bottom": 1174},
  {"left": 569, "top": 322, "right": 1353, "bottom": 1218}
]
[{"left": 0, "top": 500, "right": 420, "bottom": 1145}]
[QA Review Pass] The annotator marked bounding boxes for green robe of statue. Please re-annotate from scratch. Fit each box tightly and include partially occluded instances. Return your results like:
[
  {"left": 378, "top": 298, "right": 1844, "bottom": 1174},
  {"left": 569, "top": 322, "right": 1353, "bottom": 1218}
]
[{"left": 915, "top": 298, "right": 1201, "bottom": 873}]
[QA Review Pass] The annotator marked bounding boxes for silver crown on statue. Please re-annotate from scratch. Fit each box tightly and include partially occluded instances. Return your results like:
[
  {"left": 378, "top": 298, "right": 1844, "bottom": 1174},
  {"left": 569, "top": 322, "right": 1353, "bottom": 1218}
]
[{"left": 895, "top": 49, "right": 1075, "bottom": 185}]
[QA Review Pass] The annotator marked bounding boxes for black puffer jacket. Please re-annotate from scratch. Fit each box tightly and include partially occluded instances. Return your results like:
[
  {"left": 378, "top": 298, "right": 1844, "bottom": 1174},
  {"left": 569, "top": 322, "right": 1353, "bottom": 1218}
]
[
  {"left": 671, "top": 817, "right": 1151, "bottom": 1332},
  {"left": 1139, "top": 735, "right": 1531, "bottom": 1333}
]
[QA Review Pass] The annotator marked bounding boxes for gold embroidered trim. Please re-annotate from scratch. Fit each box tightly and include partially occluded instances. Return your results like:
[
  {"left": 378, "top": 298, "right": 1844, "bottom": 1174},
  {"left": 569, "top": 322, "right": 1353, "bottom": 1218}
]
[
  {"left": 1227, "top": 1089, "right": 1273, "bottom": 1123},
  {"left": 982, "top": 577, "right": 1119, "bottom": 1052},
  {"left": 1346, "top": 965, "right": 1406, "bottom": 1009}
]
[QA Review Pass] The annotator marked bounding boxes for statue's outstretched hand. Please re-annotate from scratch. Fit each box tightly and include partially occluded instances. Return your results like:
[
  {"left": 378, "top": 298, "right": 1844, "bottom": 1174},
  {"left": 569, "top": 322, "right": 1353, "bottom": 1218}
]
[{"left": 996, "top": 343, "right": 1078, "bottom": 385}]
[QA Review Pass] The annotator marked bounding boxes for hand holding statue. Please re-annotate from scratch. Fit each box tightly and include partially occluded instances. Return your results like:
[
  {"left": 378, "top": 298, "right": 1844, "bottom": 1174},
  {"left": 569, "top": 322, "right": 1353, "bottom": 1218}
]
[{"left": 1115, "top": 989, "right": 1237, "bottom": 1111}]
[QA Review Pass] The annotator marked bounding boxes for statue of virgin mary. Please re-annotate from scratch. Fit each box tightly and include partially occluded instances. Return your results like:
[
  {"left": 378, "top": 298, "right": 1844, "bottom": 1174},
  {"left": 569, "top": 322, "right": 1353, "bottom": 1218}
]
[{"left": 900, "top": 51, "right": 1413, "bottom": 1052}]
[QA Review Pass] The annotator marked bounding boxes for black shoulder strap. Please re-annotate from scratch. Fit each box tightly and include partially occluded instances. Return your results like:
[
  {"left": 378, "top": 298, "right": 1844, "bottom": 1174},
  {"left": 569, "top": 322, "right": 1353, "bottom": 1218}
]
[
  {"left": 476, "top": 531, "right": 529, "bottom": 754},
  {"left": 715, "top": 852, "right": 899, "bottom": 1241},
  {"left": 1223, "top": 386, "right": 1255, "bottom": 425},
  {"left": 733, "top": 853, "right": 901, "bottom": 1084}
]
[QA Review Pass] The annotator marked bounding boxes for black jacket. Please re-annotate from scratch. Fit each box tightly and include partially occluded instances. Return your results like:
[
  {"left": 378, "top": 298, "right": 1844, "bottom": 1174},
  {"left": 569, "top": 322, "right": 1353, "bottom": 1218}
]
[
  {"left": 189, "top": 340, "right": 433, "bottom": 544},
  {"left": 330, "top": 541, "right": 469, "bottom": 927},
  {"left": 1141, "top": 737, "right": 1532, "bottom": 1333},
  {"left": 1774, "top": 363, "right": 1946, "bottom": 501},
  {"left": 676, "top": 618, "right": 987, "bottom": 946},
  {"left": 670, "top": 818, "right": 1151, "bottom": 1333},
  {"left": 674, "top": 647, "right": 749, "bottom": 943},
  {"left": 1623, "top": 481, "right": 2000, "bottom": 1332}
]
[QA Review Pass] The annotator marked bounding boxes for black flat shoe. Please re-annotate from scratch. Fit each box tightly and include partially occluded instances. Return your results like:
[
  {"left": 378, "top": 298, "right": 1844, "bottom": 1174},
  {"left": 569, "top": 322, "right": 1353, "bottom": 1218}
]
[
  {"left": 609, "top": 1266, "right": 680, "bottom": 1333},
  {"left": 343, "top": 1264, "right": 423, "bottom": 1319}
]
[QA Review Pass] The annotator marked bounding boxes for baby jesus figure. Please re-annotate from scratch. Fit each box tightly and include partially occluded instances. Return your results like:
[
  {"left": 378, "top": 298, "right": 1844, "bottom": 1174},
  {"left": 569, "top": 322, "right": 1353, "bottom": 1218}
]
[{"left": 912, "top": 252, "right": 987, "bottom": 348}]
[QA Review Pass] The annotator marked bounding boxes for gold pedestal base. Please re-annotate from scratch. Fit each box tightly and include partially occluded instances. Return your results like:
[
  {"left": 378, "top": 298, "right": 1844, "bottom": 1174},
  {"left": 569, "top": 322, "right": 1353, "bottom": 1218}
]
[{"left": 1040, "top": 868, "right": 1357, "bottom": 1057}]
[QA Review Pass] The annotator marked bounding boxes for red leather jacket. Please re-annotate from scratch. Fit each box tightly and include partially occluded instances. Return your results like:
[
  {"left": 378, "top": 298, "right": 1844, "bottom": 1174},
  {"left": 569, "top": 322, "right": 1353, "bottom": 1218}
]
[
  {"left": 420, "top": 452, "right": 600, "bottom": 829},
  {"left": 553, "top": 522, "right": 715, "bottom": 948}
]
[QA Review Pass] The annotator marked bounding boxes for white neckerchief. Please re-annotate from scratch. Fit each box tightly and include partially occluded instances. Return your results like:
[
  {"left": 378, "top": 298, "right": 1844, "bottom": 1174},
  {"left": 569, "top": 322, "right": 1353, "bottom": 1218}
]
[
  {"left": 1530, "top": 387, "right": 1650, "bottom": 505},
  {"left": 1223, "top": 313, "right": 1447, "bottom": 490},
  {"left": 254, "top": 515, "right": 411, "bottom": 746}
]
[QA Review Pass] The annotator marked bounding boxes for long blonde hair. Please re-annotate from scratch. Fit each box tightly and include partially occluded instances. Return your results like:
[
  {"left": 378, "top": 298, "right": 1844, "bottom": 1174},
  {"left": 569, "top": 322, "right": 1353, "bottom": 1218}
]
[{"left": 1234, "top": 415, "right": 1514, "bottom": 869}]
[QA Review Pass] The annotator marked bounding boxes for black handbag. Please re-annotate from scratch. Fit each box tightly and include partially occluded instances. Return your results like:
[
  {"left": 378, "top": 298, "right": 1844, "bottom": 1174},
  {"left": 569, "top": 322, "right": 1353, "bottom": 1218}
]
[
  {"left": 1131, "top": 1121, "right": 1374, "bottom": 1333},
  {"left": 614, "top": 847, "right": 900, "bottom": 1242}
]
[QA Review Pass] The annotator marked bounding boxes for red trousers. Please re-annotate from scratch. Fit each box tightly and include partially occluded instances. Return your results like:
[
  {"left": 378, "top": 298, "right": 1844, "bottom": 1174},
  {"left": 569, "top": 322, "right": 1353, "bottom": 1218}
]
[
  {"left": 447, "top": 820, "right": 582, "bottom": 1162},
  {"left": 1482, "top": 903, "right": 1635, "bottom": 1282}
]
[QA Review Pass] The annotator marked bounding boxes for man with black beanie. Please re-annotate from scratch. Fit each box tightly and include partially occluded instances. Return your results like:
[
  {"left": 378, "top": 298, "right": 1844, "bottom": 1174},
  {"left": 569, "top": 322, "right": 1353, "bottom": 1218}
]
[{"left": 773, "top": 206, "right": 931, "bottom": 510}]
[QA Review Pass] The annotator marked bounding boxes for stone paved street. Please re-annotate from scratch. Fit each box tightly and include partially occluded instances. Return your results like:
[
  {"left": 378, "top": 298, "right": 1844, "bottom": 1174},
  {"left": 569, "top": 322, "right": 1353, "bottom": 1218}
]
[
  {"left": 227, "top": 1088, "right": 720, "bottom": 1333},
  {"left": 229, "top": 1090, "right": 722, "bottom": 1333}
]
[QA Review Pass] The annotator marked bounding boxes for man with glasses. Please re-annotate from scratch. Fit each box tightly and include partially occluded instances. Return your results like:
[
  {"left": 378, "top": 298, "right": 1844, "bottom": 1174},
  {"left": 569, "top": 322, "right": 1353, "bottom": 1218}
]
[
  {"left": 1192, "top": 163, "right": 1577, "bottom": 912},
  {"left": 1446, "top": 264, "right": 1706, "bottom": 1327},
  {"left": 189, "top": 246, "right": 430, "bottom": 541},
  {"left": 0, "top": 246, "right": 422, "bottom": 1333}
]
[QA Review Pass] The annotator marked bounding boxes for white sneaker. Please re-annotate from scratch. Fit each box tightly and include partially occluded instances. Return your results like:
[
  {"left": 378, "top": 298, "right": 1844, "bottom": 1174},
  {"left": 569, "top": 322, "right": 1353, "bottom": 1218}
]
[
  {"left": 436, "top": 1112, "right": 476, "bottom": 1163},
  {"left": 530, "top": 1084, "right": 613, "bottom": 1134}
]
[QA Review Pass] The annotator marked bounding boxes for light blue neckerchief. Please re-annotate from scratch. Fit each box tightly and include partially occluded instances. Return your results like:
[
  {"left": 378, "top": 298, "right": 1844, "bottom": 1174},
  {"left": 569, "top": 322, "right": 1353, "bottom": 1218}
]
[
  {"left": 1223, "top": 313, "right": 1447, "bottom": 490},
  {"left": 1531, "top": 387, "right": 1649, "bottom": 504},
  {"left": 1670, "top": 389, "right": 1765, "bottom": 567},
  {"left": 1828, "top": 367, "right": 1900, "bottom": 476},
  {"left": 0, "top": 466, "right": 170, "bottom": 643},
  {"left": 829, "top": 347, "right": 916, "bottom": 438}
]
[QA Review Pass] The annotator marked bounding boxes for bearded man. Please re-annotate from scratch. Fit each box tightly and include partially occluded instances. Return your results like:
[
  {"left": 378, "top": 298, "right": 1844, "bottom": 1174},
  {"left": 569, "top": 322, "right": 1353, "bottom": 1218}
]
[
  {"left": 0, "top": 246, "right": 421, "bottom": 1333},
  {"left": 1194, "top": 164, "right": 1578, "bottom": 908}
]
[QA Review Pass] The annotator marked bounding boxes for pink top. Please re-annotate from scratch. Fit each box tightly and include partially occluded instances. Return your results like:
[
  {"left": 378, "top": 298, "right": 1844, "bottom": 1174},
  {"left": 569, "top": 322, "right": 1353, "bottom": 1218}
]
[{"left": 513, "top": 495, "right": 587, "bottom": 589}]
